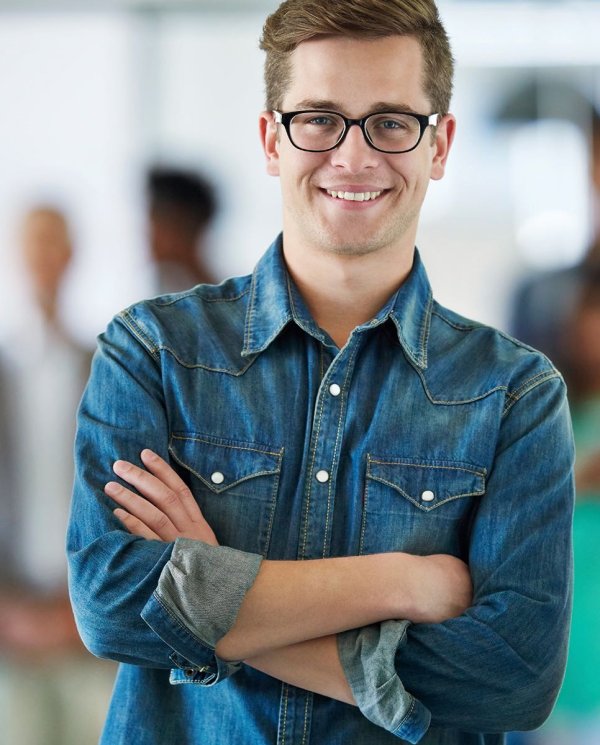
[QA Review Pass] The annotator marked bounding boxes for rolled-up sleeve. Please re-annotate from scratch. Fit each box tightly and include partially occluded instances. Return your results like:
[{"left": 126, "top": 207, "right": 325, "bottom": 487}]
[
  {"left": 338, "top": 621, "right": 431, "bottom": 743},
  {"left": 141, "top": 540, "right": 262, "bottom": 685}
]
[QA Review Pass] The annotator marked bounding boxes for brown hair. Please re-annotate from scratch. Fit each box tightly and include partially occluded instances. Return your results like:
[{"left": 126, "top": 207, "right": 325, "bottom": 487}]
[{"left": 259, "top": 0, "right": 454, "bottom": 115}]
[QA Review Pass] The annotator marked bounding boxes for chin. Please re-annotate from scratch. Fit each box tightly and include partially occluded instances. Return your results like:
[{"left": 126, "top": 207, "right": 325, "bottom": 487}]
[
  {"left": 323, "top": 241, "right": 383, "bottom": 257},
  {"left": 317, "top": 225, "right": 398, "bottom": 258}
]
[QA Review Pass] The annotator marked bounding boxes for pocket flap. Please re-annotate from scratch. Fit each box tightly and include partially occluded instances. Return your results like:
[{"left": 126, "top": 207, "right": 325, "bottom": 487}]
[
  {"left": 169, "top": 433, "right": 283, "bottom": 494},
  {"left": 366, "top": 456, "right": 485, "bottom": 512}
]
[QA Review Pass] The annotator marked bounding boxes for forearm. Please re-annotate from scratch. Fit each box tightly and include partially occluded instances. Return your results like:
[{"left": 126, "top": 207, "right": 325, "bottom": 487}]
[
  {"left": 215, "top": 553, "right": 401, "bottom": 660},
  {"left": 246, "top": 635, "right": 356, "bottom": 706},
  {"left": 215, "top": 550, "right": 470, "bottom": 661}
]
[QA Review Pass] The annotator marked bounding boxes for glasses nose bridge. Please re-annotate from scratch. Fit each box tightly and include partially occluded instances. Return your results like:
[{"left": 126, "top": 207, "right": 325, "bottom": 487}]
[{"left": 338, "top": 115, "right": 373, "bottom": 150}]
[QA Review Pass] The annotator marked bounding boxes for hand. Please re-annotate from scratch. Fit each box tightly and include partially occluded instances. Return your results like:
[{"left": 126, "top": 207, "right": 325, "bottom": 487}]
[{"left": 104, "top": 449, "right": 219, "bottom": 545}]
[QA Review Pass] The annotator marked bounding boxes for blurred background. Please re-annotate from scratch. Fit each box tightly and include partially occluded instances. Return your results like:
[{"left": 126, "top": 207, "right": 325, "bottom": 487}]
[{"left": 0, "top": 0, "right": 598, "bottom": 743}]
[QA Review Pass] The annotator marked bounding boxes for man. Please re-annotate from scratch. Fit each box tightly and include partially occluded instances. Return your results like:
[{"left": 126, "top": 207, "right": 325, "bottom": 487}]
[
  {"left": 67, "top": 1, "right": 575, "bottom": 743},
  {"left": 146, "top": 166, "right": 219, "bottom": 293}
]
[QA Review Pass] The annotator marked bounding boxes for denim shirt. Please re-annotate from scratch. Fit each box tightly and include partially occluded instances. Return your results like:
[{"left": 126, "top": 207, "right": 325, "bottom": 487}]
[{"left": 67, "top": 236, "right": 574, "bottom": 745}]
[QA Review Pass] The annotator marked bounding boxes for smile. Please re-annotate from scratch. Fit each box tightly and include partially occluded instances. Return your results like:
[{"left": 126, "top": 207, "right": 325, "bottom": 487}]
[{"left": 325, "top": 189, "right": 383, "bottom": 202}]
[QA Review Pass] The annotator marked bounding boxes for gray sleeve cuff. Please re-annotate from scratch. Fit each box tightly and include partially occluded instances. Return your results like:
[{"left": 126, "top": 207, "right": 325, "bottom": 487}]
[
  {"left": 156, "top": 538, "right": 263, "bottom": 650},
  {"left": 337, "top": 620, "right": 431, "bottom": 743}
]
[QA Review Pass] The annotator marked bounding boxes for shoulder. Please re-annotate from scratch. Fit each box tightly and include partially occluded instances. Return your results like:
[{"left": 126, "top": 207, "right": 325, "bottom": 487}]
[
  {"left": 424, "top": 301, "right": 562, "bottom": 407},
  {"left": 105, "top": 274, "right": 253, "bottom": 370}
]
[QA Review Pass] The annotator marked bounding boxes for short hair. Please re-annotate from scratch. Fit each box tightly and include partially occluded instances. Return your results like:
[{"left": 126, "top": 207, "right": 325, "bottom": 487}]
[
  {"left": 259, "top": 0, "right": 454, "bottom": 116},
  {"left": 147, "top": 167, "right": 217, "bottom": 234}
]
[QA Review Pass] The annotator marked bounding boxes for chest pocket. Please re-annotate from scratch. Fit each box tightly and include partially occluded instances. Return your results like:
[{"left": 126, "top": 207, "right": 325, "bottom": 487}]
[
  {"left": 361, "top": 455, "right": 486, "bottom": 556},
  {"left": 169, "top": 433, "right": 283, "bottom": 557}
]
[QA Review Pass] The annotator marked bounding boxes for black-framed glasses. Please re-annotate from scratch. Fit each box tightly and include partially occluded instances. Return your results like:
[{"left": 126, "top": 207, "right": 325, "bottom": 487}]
[{"left": 273, "top": 109, "right": 441, "bottom": 154}]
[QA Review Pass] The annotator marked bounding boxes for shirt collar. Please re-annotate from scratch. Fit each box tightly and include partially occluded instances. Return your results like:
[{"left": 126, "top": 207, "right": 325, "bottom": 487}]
[
  {"left": 242, "top": 235, "right": 293, "bottom": 357},
  {"left": 387, "top": 249, "right": 433, "bottom": 370},
  {"left": 242, "top": 235, "right": 433, "bottom": 369}
]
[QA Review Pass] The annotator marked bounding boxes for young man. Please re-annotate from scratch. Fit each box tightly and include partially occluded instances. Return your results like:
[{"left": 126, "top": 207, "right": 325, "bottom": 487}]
[{"left": 67, "top": 1, "right": 575, "bottom": 743}]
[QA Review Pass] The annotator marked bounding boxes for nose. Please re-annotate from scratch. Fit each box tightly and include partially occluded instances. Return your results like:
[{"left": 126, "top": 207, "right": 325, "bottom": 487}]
[{"left": 329, "top": 122, "right": 380, "bottom": 173}]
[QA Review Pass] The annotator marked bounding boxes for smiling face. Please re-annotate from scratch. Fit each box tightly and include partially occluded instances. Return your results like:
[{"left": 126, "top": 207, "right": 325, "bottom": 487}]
[{"left": 261, "top": 34, "right": 455, "bottom": 263}]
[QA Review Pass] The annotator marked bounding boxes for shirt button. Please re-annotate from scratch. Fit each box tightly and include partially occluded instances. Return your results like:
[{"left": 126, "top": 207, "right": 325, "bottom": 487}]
[
  {"left": 421, "top": 490, "right": 435, "bottom": 502},
  {"left": 329, "top": 383, "right": 341, "bottom": 397},
  {"left": 210, "top": 471, "right": 225, "bottom": 485},
  {"left": 184, "top": 668, "right": 195, "bottom": 678},
  {"left": 316, "top": 470, "right": 330, "bottom": 483}
]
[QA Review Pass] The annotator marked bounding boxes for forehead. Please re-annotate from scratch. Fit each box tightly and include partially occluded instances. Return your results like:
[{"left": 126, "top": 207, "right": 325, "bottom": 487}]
[{"left": 284, "top": 35, "right": 429, "bottom": 114}]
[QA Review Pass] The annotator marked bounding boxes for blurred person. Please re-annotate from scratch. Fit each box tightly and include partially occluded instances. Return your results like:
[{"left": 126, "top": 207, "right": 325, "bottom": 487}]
[
  {"left": 146, "top": 165, "right": 219, "bottom": 293},
  {"left": 511, "top": 270, "right": 600, "bottom": 745},
  {"left": 0, "top": 206, "right": 114, "bottom": 745},
  {"left": 68, "top": 2, "right": 574, "bottom": 744},
  {"left": 509, "top": 108, "right": 600, "bottom": 371}
]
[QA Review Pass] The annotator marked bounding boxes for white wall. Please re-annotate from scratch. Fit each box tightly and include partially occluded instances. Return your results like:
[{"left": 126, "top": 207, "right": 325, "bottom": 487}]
[
  {"left": 0, "top": 13, "right": 147, "bottom": 345},
  {"left": 0, "top": 3, "right": 598, "bottom": 345}
]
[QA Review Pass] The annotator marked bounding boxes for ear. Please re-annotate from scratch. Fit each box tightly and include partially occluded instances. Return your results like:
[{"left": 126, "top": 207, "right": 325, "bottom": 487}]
[
  {"left": 259, "top": 111, "right": 280, "bottom": 177},
  {"left": 430, "top": 113, "right": 456, "bottom": 181}
]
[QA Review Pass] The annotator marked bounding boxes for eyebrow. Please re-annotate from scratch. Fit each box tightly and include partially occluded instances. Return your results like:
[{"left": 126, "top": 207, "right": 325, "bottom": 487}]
[{"left": 292, "top": 99, "right": 423, "bottom": 115}]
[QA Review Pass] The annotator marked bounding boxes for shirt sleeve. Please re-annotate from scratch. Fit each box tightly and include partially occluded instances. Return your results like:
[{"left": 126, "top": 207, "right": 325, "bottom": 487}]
[
  {"left": 66, "top": 313, "right": 239, "bottom": 683},
  {"left": 337, "top": 373, "right": 574, "bottom": 738},
  {"left": 141, "top": 539, "right": 262, "bottom": 685},
  {"left": 338, "top": 621, "right": 431, "bottom": 744}
]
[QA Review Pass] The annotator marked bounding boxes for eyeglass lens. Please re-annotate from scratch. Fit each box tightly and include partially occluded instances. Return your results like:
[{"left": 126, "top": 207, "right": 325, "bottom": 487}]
[{"left": 288, "top": 111, "right": 423, "bottom": 152}]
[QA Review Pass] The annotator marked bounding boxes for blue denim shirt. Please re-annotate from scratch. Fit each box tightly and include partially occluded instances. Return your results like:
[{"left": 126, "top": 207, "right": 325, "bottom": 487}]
[{"left": 67, "top": 236, "right": 574, "bottom": 745}]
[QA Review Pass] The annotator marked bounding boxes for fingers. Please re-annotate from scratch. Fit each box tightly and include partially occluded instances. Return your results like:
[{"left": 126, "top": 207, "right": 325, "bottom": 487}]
[
  {"left": 105, "top": 480, "right": 179, "bottom": 541},
  {"left": 139, "top": 449, "right": 202, "bottom": 522},
  {"left": 110, "top": 456, "right": 196, "bottom": 531},
  {"left": 104, "top": 450, "right": 220, "bottom": 545},
  {"left": 113, "top": 507, "right": 162, "bottom": 541}
]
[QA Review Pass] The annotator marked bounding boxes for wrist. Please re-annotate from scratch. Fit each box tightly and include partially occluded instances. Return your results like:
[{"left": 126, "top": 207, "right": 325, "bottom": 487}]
[{"left": 384, "top": 552, "right": 422, "bottom": 622}]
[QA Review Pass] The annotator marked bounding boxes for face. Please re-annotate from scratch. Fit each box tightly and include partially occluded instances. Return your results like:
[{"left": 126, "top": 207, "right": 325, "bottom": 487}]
[
  {"left": 21, "top": 211, "right": 72, "bottom": 294},
  {"left": 260, "top": 35, "right": 455, "bottom": 261}
]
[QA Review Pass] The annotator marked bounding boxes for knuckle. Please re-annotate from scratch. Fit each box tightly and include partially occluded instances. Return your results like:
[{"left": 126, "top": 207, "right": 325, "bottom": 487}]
[
  {"left": 174, "top": 484, "right": 191, "bottom": 500},
  {"left": 163, "top": 490, "right": 179, "bottom": 507},
  {"left": 154, "top": 513, "right": 170, "bottom": 532}
]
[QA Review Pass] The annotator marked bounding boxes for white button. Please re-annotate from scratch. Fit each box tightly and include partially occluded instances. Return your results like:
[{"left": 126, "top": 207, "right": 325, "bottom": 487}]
[
  {"left": 316, "top": 470, "right": 330, "bottom": 483},
  {"left": 210, "top": 471, "right": 225, "bottom": 485},
  {"left": 329, "top": 383, "right": 341, "bottom": 397},
  {"left": 421, "top": 490, "right": 435, "bottom": 502}
]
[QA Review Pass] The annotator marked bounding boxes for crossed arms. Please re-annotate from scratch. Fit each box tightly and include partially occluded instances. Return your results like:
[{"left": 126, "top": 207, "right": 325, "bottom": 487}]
[{"left": 104, "top": 449, "right": 473, "bottom": 705}]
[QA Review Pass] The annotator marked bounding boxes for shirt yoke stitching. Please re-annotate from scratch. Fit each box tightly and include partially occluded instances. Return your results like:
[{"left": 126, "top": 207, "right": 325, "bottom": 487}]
[
  {"left": 502, "top": 371, "right": 562, "bottom": 416},
  {"left": 119, "top": 312, "right": 159, "bottom": 356}
]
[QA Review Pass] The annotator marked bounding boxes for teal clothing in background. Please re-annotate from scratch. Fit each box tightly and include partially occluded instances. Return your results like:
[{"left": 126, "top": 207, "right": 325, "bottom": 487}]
[{"left": 554, "top": 398, "right": 600, "bottom": 719}]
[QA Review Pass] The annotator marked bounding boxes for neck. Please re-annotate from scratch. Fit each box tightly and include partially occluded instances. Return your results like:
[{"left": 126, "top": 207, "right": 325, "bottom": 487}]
[
  {"left": 33, "top": 289, "right": 60, "bottom": 325},
  {"left": 283, "top": 241, "right": 414, "bottom": 348}
]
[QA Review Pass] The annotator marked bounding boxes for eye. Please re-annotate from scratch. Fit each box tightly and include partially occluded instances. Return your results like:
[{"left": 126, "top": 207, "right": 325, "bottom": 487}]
[
  {"left": 373, "top": 116, "right": 411, "bottom": 131},
  {"left": 292, "top": 111, "right": 342, "bottom": 128},
  {"left": 306, "top": 115, "right": 336, "bottom": 126}
]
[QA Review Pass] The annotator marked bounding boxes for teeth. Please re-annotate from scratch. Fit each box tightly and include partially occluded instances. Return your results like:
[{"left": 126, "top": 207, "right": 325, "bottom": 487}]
[{"left": 327, "top": 190, "right": 382, "bottom": 201}]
